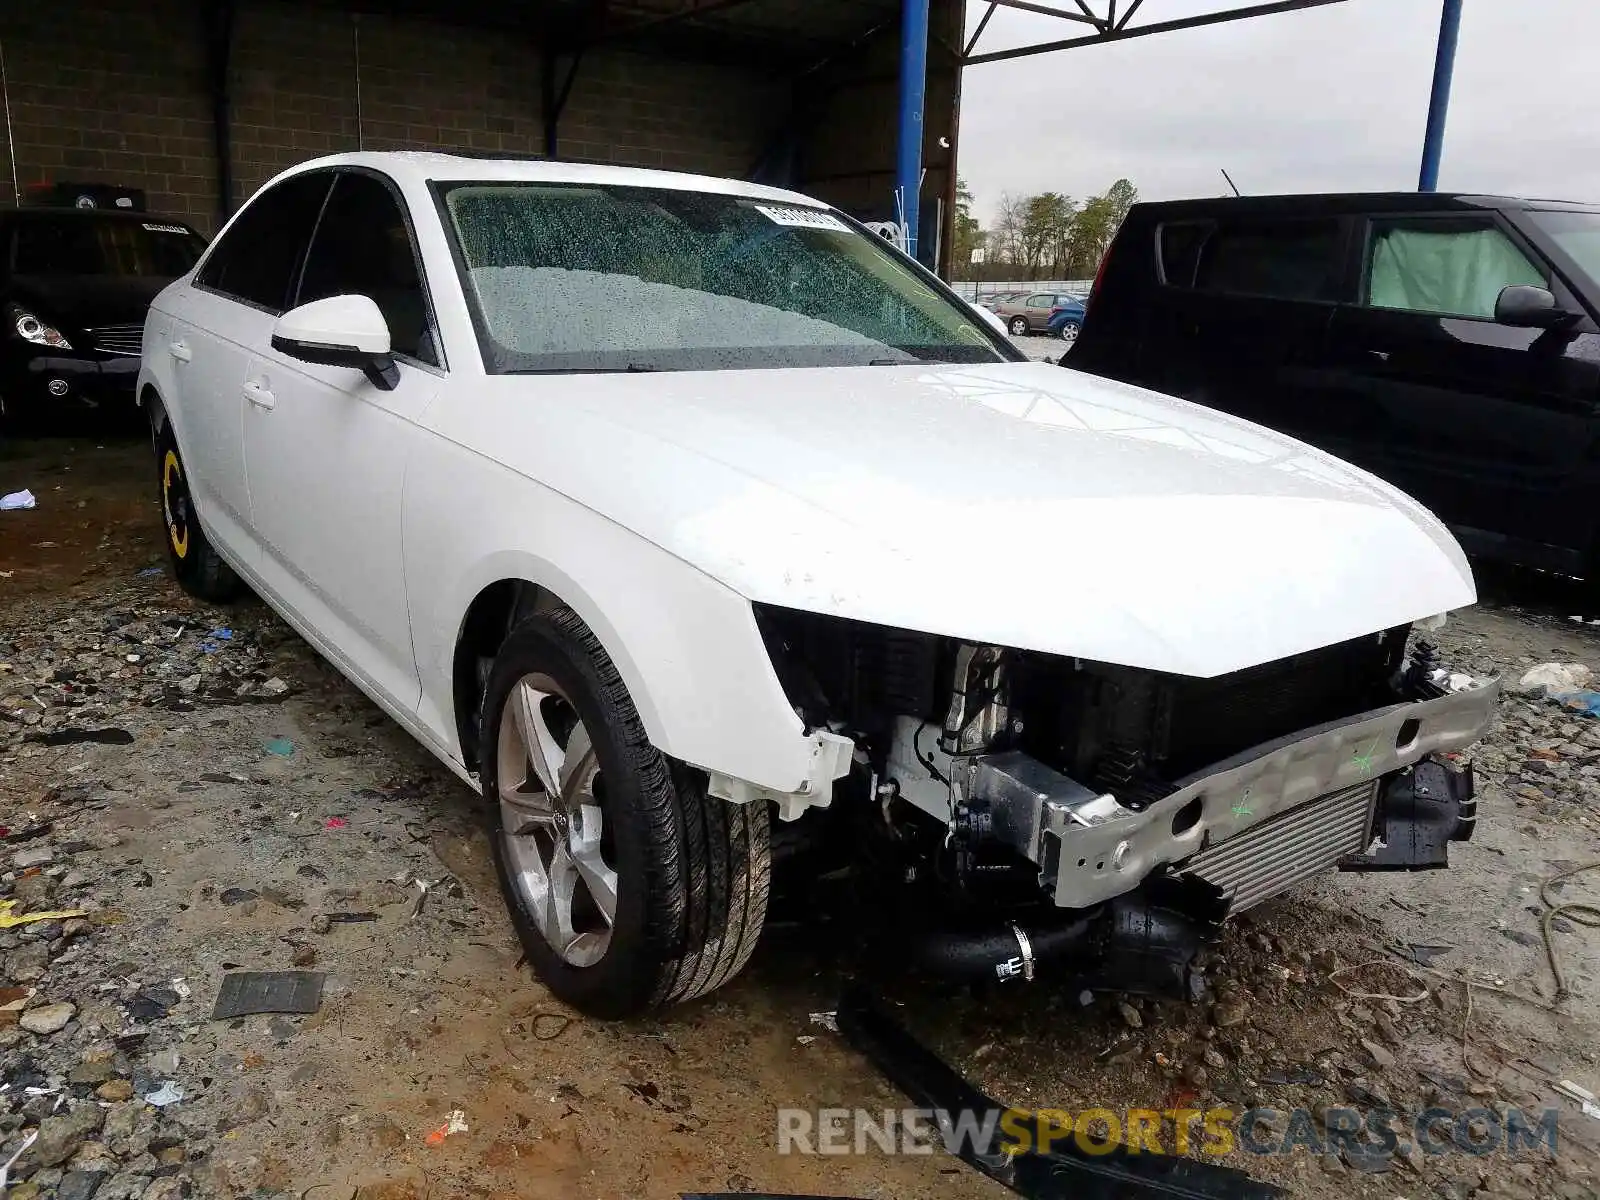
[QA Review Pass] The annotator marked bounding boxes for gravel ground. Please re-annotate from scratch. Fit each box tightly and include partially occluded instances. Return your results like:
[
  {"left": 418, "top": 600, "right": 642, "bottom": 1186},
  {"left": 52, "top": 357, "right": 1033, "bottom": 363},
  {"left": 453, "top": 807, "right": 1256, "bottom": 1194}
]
[
  {"left": 1008, "top": 332, "right": 1069, "bottom": 362},
  {"left": 1, "top": 435, "right": 1598, "bottom": 1200}
]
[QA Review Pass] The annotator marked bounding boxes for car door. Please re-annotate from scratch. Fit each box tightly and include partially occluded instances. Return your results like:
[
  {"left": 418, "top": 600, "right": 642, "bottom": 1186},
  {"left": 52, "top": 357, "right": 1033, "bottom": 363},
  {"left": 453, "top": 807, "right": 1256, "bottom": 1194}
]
[
  {"left": 1142, "top": 216, "right": 1348, "bottom": 439},
  {"left": 1022, "top": 292, "right": 1056, "bottom": 330},
  {"left": 164, "top": 171, "right": 332, "bottom": 566},
  {"left": 241, "top": 168, "right": 443, "bottom": 710},
  {"left": 1324, "top": 212, "right": 1600, "bottom": 564}
]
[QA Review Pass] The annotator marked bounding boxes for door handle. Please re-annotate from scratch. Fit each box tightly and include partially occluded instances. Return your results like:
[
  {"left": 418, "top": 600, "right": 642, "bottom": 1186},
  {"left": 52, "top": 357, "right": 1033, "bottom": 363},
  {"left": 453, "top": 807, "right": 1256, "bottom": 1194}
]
[
  {"left": 168, "top": 340, "right": 192, "bottom": 363},
  {"left": 242, "top": 380, "right": 276, "bottom": 410}
]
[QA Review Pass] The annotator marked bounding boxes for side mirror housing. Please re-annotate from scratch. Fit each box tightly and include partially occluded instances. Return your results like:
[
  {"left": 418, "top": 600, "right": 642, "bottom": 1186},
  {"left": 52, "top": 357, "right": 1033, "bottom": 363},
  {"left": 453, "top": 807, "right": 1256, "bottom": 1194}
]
[
  {"left": 271, "top": 294, "right": 399, "bottom": 390},
  {"left": 1494, "top": 284, "right": 1577, "bottom": 330}
]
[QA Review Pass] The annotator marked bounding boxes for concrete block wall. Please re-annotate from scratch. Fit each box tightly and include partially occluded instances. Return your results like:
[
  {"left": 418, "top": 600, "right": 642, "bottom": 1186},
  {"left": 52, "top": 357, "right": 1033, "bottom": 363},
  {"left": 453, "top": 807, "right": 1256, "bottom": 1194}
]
[{"left": 1, "top": 0, "right": 783, "bottom": 235}]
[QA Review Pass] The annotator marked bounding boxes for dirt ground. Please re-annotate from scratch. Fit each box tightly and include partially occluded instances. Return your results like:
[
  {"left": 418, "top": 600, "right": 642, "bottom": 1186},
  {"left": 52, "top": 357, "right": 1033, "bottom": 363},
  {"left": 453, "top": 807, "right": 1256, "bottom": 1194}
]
[{"left": 2, "top": 434, "right": 1599, "bottom": 1200}]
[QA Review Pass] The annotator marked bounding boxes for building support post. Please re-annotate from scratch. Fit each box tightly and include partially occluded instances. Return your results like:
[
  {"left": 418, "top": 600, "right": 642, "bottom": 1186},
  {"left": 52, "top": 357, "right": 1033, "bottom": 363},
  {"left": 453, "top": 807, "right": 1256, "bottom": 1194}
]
[
  {"left": 1418, "top": 0, "right": 1462, "bottom": 192},
  {"left": 202, "top": 0, "right": 237, "bottom": 224},
  {"left": 896, "top": 0, "right": 930, "bottom": 261}
]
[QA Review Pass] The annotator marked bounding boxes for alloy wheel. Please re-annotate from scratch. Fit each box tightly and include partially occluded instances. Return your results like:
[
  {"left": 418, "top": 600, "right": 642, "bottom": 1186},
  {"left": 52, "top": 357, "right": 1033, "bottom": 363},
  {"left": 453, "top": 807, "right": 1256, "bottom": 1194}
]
[{"left": 496, "top": 673, "right": 619, "bottom": 967}]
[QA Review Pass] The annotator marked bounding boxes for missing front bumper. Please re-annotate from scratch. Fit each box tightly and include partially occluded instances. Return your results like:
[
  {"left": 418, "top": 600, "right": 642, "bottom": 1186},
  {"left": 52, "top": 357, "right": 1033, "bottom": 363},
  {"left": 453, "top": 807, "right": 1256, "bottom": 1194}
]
[{"left": 965, "top": 679, "right": 1499, "bottom": 910}]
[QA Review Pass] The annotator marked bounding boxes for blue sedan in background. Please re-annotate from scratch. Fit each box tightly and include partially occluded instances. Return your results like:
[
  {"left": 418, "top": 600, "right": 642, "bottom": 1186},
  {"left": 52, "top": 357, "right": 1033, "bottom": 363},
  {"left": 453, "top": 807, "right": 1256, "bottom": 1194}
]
[{"left": 1046, "top": 295, "right": 1087, "bottom": 345}]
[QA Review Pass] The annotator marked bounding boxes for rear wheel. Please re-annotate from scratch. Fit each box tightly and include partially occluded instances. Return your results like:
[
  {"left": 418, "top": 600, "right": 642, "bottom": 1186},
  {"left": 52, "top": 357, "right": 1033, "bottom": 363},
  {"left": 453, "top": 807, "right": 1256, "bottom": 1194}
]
[
  {"left": 481, "top": 608, "right": 769, "bottom": 1017},
  {"left": 1057, "top": 320, "right": 1081, "bottom": 343},
  {"left": 155, "top": 424, "right": 240, "bottom": 602},
  {"left": 1008, "top": 316, "right": 1029, "bottom": 336}
]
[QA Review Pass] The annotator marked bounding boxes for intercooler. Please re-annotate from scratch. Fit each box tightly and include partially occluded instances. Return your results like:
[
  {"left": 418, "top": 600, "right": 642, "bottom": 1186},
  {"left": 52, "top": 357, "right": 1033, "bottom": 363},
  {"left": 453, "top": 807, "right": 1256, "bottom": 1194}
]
[{"left": 1179, "top": 780, "right": 1378, "bottom": 912}]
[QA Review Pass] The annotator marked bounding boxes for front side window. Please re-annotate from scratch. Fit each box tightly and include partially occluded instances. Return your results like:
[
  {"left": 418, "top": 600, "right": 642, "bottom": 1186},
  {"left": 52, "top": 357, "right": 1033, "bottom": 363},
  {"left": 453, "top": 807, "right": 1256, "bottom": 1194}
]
[
  {"left": 297, "top": 172, "right": 437, "bottom": 365},
  {"left": 437, "top": 182, "right": 1009, "bottom": 373},
  {"left": 196, "top": 172, "right": 332, "bottom": 313},
  {"left": 1024, "top": 293, "right": 1052, "bottom": 308},
  {"left": 1194, "top": 219, "right": 1343, "bottom": 302},
  {"left": 1526, "top": 210, "right": 1600, "bottom": 290},
  {"left": 1364, "top": 218, "right": 1546, "bottom": 320},
  {"left": 12, "top": 218, "right": 204, "bottom": 278}
]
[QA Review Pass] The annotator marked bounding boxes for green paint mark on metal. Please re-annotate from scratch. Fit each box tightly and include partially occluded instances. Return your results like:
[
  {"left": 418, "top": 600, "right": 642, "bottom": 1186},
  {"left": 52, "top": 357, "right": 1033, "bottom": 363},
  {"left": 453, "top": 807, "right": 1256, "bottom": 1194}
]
[
  {"left": 1351, "top": 740, "right": 1379, "bottom": 777},
  {"left": 1231, "top": 787, "right": 1253, "bottom": 819}
]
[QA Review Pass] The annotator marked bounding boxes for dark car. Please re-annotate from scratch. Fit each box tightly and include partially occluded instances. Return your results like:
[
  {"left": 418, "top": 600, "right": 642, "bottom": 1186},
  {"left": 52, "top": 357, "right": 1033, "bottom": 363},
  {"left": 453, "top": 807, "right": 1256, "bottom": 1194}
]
[
  {"left": 2, "top": 208, "right": 206, "bottom": 428},
  {"left": 1072, "top": 192, "right": 1600, "bottom": 584}
]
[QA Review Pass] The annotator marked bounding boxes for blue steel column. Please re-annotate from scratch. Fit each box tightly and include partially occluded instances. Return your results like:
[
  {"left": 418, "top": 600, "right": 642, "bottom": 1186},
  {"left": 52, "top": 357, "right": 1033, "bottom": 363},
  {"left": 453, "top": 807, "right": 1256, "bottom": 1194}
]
[
  {"left": 1418, "top": 0, "right": 1463, "bottom": 192},
  {"left": 896, "top": 0, "right": 931, "bottom": 261}
]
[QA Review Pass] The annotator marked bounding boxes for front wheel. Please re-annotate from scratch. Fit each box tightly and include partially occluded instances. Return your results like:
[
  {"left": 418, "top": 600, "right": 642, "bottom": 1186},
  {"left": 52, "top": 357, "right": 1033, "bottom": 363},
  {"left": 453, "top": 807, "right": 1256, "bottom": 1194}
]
[
  {"left": 1008, "top": 316, "right": 1029, "bottom": 336},
  {"left": 481, "top": 608, "right": 769, "bottom": 1017}
]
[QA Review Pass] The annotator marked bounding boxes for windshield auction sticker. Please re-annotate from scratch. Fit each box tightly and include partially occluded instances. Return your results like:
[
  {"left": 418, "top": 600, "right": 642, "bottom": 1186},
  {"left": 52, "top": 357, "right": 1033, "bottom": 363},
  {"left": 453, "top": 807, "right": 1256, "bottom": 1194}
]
[{"left": 753, "top": 204, "right": 850, "bottom": 232}]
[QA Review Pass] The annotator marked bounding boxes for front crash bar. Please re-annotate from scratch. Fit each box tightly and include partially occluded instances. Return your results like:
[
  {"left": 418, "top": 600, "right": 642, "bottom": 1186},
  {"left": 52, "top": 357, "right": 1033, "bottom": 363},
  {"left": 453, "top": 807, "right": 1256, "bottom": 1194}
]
[{"left": 1024, "top": 680, "right": 1499, "bottom": 909}]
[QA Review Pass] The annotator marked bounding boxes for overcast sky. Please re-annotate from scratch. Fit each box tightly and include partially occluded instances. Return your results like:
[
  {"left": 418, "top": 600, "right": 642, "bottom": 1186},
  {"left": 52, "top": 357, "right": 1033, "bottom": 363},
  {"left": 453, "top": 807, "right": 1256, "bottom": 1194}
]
[{"left": 958, "top": 0, "right": 1600, "bottom": 224}]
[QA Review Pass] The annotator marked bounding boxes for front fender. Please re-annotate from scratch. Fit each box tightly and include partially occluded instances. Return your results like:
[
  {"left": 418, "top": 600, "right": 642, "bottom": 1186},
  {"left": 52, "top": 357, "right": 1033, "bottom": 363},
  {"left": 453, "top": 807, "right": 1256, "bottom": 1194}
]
[{"left": 405, "top": 436, "right": 818, "bottom": 794}]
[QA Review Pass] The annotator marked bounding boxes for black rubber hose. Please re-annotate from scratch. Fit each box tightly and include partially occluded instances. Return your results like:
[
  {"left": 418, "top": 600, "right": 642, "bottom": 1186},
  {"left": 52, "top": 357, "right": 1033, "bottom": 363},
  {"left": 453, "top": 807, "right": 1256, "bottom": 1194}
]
[{"left": 903, "top": 913, "right": 1101, "bottom": 981}]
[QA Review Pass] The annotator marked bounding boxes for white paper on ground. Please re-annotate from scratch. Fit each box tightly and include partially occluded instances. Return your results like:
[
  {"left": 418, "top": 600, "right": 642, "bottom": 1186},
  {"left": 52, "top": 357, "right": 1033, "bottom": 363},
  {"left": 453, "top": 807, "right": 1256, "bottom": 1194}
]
[{"left": 0, "top": 489, "right": 36, "bottom": 511}]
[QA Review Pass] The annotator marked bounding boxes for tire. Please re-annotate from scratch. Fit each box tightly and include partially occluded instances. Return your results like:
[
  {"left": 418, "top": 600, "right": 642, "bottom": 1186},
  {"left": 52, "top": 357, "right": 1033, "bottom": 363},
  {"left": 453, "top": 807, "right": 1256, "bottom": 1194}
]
[
  {"left": 1057, "top": 321, "right": 1081, "bottom": 343},
  {"left": 1008, "top": 316, "right": 1029, "bottom": 336},
  {"left": 481, "top": 608, "right": 770, "bottom": 1017},
  {"left": 155, "top": 423, "right": 240, "bottom": 602}
]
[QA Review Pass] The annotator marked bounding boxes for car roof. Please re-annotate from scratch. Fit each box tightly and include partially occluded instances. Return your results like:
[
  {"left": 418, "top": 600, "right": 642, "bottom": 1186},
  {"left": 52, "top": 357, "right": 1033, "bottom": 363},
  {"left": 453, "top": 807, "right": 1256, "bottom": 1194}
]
[
  {"left": 1126, "top": 192, "right": 1600, "bottom": 220},
  {"left": 274, "top": 150, "right": 830, "bottom": 210}
]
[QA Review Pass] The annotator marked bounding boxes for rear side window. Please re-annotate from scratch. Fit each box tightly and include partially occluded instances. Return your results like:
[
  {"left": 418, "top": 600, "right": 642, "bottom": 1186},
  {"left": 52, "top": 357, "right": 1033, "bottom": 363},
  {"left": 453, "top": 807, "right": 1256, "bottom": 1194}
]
[
  {"left": 1194, "top": 219, "right": 1343, "bottom": 302},
  {"left": 1363, "top": 217, "right": 1546, "bottom": 320},
  {"left": 197, "top": 172, "right": 332, "bottom": 313}
]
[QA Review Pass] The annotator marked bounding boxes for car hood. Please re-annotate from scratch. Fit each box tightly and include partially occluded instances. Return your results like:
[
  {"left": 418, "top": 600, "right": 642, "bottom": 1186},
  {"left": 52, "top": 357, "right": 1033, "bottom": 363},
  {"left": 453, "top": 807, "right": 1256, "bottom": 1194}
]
[
  {"left": 8, "top": 274, "right": 170, "bottom": 330},
  {"left": 459, "top": 361, "right": 1475, "bottom": 678}
]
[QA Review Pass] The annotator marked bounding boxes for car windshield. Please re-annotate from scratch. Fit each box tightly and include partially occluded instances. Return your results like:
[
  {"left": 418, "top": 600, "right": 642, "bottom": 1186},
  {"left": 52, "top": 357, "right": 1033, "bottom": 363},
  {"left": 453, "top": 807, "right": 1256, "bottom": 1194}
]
[
  {"left": 1528, "top": 210, "right": 1600, "bottom": 289},
  {"left": 11, "top": 216, "right": 205, "bottom": 277},
  {"left": 438, "top": 181, "right": 1010, "bottom": 373}
]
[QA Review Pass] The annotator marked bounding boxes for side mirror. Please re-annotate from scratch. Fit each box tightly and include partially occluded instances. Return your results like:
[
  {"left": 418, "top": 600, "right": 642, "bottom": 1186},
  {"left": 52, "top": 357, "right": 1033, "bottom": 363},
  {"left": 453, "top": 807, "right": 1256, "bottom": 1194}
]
[
  {"left": 1494, "top": 284, "right": 1577, "bottom": 330},
  {"left": 271, "top": 294, "right": 399, "bottom": 390}
]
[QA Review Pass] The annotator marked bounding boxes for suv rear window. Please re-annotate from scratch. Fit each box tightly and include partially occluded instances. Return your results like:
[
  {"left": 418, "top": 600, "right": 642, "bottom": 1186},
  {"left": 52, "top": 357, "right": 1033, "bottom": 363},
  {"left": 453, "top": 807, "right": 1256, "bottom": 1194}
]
[
  {"left": 1158, "top": 222, "right": 1210, "bottom": 288},
  {"left": 1170, "top": 219, "right": 1342, "bottom": 303}
]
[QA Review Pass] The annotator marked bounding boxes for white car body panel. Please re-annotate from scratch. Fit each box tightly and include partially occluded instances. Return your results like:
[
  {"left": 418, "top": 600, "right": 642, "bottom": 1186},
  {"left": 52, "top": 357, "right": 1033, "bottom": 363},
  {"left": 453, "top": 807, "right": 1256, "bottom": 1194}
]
[{"left": 140, "top": 151, "right": 1478, "bottom": 805}]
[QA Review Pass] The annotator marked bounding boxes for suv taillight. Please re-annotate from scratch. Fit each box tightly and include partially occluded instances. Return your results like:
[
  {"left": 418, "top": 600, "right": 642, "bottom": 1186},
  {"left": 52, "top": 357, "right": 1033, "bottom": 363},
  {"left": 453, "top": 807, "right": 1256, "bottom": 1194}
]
[{"left": 1087, "top": 252, "right": 1110, "bottom": 312}]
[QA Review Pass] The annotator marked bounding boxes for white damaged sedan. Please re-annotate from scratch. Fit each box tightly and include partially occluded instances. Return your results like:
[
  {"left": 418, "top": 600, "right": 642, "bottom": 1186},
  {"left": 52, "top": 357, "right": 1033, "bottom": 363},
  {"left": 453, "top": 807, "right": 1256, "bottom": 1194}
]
[{"left": 138, "top": 152, "right": 1497, "bottom": 1016}]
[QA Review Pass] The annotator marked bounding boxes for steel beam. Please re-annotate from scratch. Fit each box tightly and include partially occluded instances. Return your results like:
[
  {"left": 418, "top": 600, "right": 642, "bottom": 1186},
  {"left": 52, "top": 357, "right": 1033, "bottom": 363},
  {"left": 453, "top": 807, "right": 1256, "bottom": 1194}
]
[
  {"left": 963, "top": 0, "right": 1348, "bottom": 66},
  {"left": 986, "top": 0, "right": 1102, "bottom": 25}
]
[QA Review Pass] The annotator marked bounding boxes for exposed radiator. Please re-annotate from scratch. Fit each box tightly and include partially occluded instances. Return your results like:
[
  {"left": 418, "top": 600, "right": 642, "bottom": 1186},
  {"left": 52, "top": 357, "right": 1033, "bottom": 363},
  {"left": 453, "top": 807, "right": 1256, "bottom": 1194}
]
[{"left": 1180, "top": 780, "right": 1377, "bottom": 912}]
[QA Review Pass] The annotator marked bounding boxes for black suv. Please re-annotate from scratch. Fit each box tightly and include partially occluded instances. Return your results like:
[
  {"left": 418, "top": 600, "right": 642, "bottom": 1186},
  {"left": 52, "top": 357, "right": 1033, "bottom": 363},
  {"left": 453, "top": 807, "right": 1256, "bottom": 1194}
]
[
  {"left": 1072, "top": 193, "right": 1600, "bottom": 582},
  {"left": 2, "top": 207, "right": 206, "bottom": 429}
]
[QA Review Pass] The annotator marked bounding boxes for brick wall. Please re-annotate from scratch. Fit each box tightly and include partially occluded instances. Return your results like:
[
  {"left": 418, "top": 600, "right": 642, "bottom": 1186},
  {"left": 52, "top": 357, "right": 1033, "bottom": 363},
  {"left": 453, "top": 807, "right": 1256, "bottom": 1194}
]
[
  {"left": 0, "top": 0, "right": 214, "bottom": 226},
  {"left": 0, "top": 1, "right": 785, "bottom": 235}
]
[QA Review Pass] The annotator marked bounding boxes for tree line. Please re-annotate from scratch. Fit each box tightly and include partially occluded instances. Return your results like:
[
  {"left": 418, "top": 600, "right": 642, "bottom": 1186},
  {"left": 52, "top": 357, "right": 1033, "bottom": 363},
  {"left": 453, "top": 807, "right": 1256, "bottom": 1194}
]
[{"left": 952, "top": 178, "right": 1138, "bottom": 281}]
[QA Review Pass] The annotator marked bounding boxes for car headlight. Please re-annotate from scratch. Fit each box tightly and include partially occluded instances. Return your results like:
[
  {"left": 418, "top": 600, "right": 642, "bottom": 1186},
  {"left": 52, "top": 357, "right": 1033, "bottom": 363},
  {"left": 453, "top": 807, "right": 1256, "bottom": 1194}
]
[{"left": 6, "top": 305, "right": 71, "bottom": 350}]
